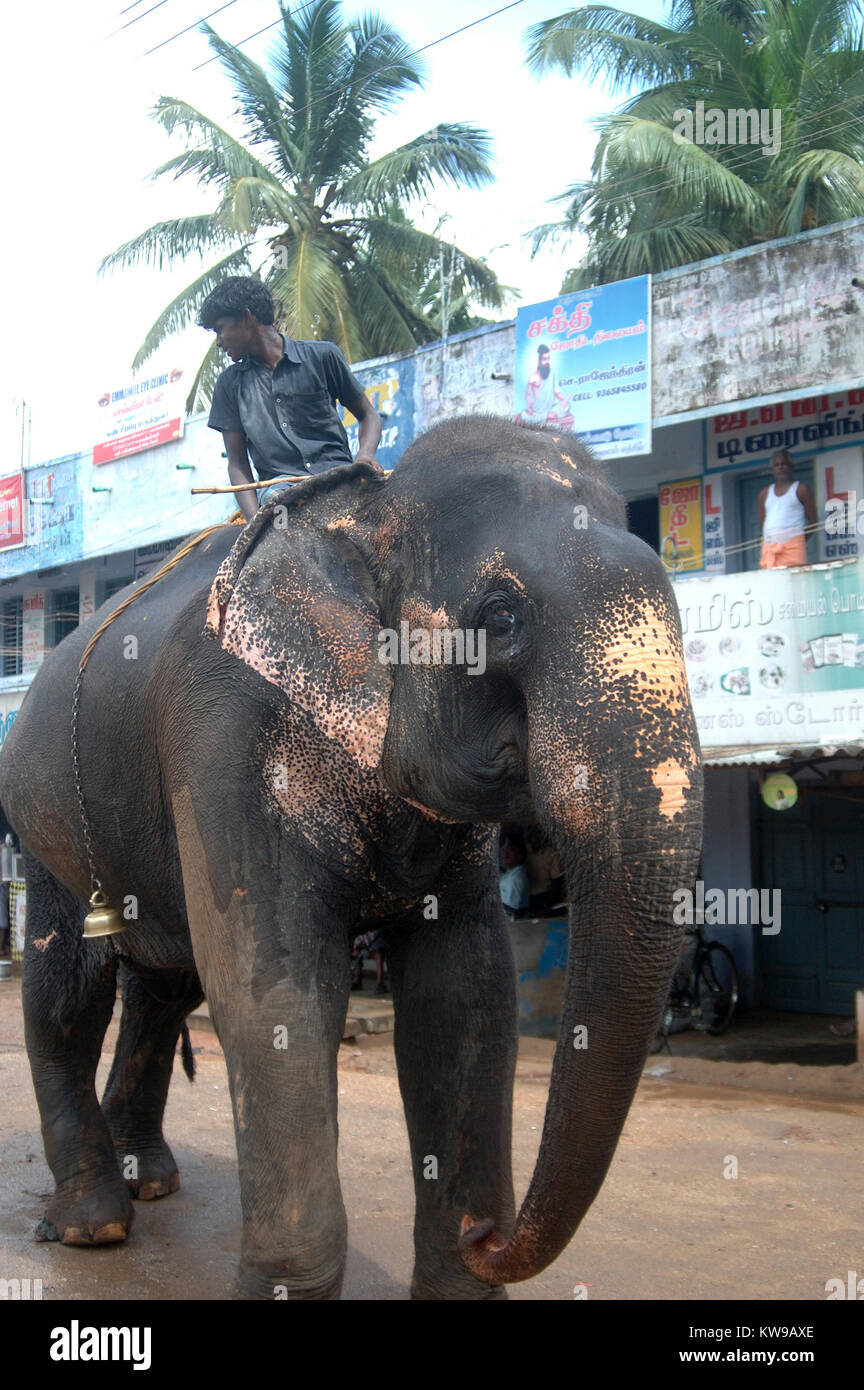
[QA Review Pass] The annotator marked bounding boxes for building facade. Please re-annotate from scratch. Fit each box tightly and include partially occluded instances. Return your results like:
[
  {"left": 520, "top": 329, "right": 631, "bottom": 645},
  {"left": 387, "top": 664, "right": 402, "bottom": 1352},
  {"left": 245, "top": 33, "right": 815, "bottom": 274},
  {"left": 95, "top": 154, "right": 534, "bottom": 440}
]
[{"left": 3, "top": 218, "right": 863, "bottom": 1014}]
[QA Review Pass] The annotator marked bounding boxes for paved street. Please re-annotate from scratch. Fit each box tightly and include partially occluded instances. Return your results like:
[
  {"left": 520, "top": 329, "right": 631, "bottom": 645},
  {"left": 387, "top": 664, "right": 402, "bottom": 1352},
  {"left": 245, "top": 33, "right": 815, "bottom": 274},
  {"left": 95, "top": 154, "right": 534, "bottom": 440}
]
[{"left": 1, "top": 979, "right": 862, "bottom": 1301}]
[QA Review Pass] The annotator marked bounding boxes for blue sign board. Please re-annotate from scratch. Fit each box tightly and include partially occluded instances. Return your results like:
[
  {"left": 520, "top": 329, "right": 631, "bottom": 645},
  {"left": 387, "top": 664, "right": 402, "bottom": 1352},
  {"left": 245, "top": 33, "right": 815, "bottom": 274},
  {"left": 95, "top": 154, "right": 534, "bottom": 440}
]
[
  {"left": 0, "top": 454, "right": 84, "bottom": 580},
  {"left": 515, "top": 276, "right": 652, "bottom": 460},
  {"left": 341, "top": 355, "right": 415, "bottom": 470}
]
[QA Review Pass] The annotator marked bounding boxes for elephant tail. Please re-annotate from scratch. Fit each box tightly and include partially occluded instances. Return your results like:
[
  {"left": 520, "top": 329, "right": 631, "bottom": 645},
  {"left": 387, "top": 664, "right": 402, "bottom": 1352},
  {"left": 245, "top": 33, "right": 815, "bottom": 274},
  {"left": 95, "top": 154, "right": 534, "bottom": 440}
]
[{"left": 180, "top": 1022, "right": 196, "bottom": 1082}]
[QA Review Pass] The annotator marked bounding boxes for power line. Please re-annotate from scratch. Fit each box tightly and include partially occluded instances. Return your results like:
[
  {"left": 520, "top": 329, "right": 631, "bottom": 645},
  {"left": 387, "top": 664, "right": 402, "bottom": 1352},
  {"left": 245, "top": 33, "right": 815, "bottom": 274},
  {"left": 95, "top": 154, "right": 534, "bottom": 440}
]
[
  {"left": 192, "top": 0, "right": 527, "bottom": 128},
  {"left": 192, "top": 0, "right": 329, "bottom": 69},
  {"left": 530, "top": 91, "right": 864, "bottom": 251},
  {"left": 170, "top": 0, "right": 858, "bottom": 264},
  {"left": 143, "top": 0, "right": 240, "bottom": 57},
  {"left": 104, "top": 0, "right": 170, "bottom": 40}
]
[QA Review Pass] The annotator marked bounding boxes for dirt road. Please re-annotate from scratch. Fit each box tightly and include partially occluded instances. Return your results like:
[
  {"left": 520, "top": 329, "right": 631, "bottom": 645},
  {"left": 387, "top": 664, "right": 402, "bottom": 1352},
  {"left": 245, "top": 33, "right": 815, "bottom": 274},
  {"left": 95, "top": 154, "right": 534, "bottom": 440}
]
[{"left": 1, "top": 981, "right": 861, "bottom": 1301}]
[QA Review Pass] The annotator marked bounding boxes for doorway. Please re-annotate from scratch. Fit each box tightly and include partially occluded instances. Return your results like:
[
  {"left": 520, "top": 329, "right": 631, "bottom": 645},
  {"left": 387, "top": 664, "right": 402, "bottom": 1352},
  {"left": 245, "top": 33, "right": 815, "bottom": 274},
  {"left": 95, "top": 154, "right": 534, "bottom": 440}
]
[{"left": 758, "top": 784, "right": 864, "bottom": 1013}]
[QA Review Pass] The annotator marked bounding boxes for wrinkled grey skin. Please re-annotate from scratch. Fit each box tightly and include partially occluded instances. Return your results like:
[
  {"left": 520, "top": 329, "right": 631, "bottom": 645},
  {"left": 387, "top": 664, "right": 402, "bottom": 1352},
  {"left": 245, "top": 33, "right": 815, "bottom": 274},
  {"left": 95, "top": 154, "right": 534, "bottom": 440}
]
[{"left": 0, "top": 416, "right": 702, "bottom": 1298}]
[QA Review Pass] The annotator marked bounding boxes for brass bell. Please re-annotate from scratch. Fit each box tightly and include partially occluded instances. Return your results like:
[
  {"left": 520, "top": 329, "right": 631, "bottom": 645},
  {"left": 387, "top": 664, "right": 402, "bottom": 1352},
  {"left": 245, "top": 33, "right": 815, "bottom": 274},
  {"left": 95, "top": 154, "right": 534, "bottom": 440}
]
[{"left": 82, "top": 890, "right": 126, "bottom": 939}]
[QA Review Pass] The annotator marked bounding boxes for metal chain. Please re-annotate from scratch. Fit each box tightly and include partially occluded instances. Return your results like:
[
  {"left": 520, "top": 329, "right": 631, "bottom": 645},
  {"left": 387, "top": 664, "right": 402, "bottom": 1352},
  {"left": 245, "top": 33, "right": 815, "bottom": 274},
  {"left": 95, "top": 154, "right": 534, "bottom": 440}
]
[{"left": 71, "top": 665, "right": 100, "bottom": 898}]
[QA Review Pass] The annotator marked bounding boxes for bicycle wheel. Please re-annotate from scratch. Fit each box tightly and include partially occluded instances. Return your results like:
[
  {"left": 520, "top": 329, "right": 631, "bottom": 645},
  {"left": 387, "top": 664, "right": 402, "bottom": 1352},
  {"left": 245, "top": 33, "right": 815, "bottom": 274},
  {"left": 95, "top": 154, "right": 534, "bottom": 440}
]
[{"left": 695, "top": 943, "right": 738, "bottom": 1035}]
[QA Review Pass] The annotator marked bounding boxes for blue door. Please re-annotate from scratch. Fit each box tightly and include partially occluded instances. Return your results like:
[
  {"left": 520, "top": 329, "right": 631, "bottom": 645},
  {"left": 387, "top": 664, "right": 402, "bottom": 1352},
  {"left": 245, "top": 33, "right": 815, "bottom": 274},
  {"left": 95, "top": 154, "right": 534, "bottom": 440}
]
[{"left": 759, "top": 788, "right": 864, "bottom": 1013}]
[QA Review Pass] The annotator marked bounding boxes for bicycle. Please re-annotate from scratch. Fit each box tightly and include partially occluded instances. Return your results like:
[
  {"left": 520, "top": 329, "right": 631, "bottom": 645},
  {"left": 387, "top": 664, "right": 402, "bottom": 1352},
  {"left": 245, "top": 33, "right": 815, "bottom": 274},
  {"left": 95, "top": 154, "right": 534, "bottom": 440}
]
[{"left": 654, "top": 922, "right": 738, "bottom": 1051}]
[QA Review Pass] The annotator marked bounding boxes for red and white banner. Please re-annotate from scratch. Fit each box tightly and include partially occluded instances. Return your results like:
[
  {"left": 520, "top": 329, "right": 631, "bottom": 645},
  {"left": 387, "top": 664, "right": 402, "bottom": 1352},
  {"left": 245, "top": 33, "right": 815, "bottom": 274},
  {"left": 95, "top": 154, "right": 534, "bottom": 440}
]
[
  {"left": 0, "top": 473, "right": 25, "bottom": 550},
  {"left": 93, "top": 365, "right": 186, "bottom": 466}
]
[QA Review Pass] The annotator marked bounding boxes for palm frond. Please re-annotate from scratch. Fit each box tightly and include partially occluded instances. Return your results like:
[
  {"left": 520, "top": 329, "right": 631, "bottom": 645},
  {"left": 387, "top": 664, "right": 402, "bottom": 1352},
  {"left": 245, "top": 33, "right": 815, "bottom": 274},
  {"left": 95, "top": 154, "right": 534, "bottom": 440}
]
[
  {"left": 130, "top": 245, "right": 253, "bottom": 370},
  {"left": 185, "top": 337, "right": 225, "bottom": 414},
  {"left": 100, "top": 215, "right": 238, "bottom": 275},
  {"left": 339, "top": 124, "right": 494, "bottom": 208},
  {"left": 525, "top": 5, "right": 686, "bottom": 88},
  {"left": 150, "top": 98, "right": 280, "bottom": 188}
]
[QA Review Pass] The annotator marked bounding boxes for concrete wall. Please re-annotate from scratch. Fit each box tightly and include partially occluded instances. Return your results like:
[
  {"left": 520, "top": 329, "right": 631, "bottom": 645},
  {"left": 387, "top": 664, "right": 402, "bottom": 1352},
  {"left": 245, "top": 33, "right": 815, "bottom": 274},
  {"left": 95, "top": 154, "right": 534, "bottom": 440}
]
[{"left": 653, "top": 218, "right": 864, "bottom": 420}]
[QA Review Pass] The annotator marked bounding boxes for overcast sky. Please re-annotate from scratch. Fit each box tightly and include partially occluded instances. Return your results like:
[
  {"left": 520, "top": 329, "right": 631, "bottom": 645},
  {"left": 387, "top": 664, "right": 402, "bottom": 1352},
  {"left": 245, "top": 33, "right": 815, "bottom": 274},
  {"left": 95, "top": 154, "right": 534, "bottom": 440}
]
[{"left": 3, "top": 0, "right": 667, "bottom": 464}]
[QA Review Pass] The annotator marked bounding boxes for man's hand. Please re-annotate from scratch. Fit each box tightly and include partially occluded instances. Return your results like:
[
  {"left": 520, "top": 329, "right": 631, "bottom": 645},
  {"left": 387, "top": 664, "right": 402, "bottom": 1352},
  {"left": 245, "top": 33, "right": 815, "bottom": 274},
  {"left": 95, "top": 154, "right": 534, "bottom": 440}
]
[
  {"left": 223, "top": 430, "right": 258, "bottom": 520},
  {"left": 351, "top": 394, "right": 382, "bottom": 471}
]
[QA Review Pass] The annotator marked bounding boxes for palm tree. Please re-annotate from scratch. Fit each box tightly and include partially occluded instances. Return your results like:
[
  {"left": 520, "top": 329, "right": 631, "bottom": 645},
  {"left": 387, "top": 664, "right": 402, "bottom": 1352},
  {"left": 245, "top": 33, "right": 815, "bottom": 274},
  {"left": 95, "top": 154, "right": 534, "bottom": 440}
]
[
  {"left": 525, "top": 0, "right": 864, "bottom": 288},
  {"left": 101, "top": 0, "right": 503, "bottom": 404}
]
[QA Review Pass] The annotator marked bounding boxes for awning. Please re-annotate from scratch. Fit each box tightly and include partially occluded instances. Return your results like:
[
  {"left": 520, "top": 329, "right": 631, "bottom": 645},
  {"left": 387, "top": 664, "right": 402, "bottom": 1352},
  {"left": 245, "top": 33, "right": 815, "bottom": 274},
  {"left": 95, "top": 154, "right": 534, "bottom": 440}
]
[{"left": 702, "top": 743, "right": 864, "bottom": 768}]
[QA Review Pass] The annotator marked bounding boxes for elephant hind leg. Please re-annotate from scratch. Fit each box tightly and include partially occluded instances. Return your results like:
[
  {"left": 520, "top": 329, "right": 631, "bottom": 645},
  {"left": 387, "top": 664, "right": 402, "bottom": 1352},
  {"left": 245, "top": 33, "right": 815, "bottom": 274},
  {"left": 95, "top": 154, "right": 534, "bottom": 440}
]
[
  {"left": 21, "top": 853, "right": 134, "bottom": 1246},
  {"left": 101, "top": 962, "right": 204, "bottom": 1200}
]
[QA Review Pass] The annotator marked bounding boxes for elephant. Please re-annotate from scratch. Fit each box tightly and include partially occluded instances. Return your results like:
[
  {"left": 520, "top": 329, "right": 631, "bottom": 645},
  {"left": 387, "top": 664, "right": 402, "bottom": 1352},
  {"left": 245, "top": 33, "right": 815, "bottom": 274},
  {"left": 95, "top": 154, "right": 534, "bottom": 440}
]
[{"left": 0, "top": 414, "right": 703, "bottom": 1299}]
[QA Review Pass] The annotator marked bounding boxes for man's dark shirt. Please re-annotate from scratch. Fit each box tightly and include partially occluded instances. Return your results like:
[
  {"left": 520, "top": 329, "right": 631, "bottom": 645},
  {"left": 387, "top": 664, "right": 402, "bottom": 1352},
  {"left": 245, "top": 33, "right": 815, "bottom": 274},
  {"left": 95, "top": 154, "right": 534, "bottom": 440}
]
[{"left": 207, "top": 336, "right": 365, "bottom": 479}]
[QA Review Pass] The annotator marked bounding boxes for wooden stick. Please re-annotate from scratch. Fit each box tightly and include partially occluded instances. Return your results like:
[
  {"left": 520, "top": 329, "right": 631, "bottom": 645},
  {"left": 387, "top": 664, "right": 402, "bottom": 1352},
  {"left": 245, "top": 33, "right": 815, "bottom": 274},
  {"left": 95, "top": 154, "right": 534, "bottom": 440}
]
[
  {"left": 192, "top": 469, "right": 392, "bottom": 495},
  {"left": 192, "top": 476, "right": 302, "bottom": 494}
]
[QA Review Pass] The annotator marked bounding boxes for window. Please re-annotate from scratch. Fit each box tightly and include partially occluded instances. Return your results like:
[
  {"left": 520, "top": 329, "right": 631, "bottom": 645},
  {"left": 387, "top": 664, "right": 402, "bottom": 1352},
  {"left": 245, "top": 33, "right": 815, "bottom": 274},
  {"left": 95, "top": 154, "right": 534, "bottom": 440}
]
[
  {"left": 104, "top": 576, "right": 132, "bottom": 604},
  {"left": 48, "top": 588, "right": 80, "bottom": 649},
  {"left": 2, "top": 597, "right": 22, "bottom": 677}
]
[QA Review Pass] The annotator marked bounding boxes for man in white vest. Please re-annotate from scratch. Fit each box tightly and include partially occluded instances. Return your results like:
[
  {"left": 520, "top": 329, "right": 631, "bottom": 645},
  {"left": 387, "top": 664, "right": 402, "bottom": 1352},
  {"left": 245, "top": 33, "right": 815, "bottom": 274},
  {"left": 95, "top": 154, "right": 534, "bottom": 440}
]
[{"left": 758, "top": 450, "right": 817, "bottom": 568}]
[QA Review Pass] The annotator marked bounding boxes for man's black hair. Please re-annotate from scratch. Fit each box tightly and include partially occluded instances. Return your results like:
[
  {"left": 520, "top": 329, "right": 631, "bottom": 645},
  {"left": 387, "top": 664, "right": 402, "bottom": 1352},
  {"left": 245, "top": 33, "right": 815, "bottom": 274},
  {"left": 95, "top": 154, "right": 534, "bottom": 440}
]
[
  {"left": 197, "top": 276, "right": 275, "bottom": 330},
  {"left": 537, "top": 344, "right": 550, "bottom": 358}
]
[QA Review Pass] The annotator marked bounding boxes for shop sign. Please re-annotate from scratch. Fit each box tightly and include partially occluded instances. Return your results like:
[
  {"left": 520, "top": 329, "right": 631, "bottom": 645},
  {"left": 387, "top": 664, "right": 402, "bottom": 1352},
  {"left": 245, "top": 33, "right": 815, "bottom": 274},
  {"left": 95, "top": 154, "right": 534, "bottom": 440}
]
[
  {"left": 676, "top": 559, "right": 864, "bottom": 750},
  {"left": 94, "top": 366, "right": 185, "bottom": 466},
  {"left": 659, "top": 478, "right": 704, "bottom": 572},
  {"left": 515, "top": 276, "right": 651, "bottom": 460},
  {"left": 706, "top": 388, "right": 864, "bottom": 471},
  {"left": 0, "top": 473, "right": 25, "bottom": 551}
]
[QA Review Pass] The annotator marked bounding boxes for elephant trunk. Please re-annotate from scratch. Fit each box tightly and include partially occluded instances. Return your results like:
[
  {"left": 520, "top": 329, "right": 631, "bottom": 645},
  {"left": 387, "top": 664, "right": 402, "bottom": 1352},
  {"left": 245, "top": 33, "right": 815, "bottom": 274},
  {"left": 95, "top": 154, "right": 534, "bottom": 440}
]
[{"left": 461, "top": 600, "right": 703, "bottom": 1284}]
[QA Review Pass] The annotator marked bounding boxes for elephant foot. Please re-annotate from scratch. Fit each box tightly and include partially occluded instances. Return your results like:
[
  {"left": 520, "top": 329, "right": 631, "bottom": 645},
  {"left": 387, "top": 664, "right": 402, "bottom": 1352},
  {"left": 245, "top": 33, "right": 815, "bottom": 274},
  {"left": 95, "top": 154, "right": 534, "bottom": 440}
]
[
  {"left": 113, "top": 1139, "right": 181, "bottom": 1200},
  {"left": 36, "top": 1178, "right": 135, "bottom": 1246}
]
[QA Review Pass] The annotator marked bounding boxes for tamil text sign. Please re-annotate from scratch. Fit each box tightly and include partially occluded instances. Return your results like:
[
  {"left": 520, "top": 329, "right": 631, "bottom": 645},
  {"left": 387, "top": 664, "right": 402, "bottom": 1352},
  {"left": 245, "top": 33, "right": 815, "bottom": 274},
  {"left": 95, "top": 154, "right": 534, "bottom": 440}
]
[
  {"left": 515, "top": 276, "right": 651, "bottom": 460},
  {"left": 676, "top": 560, "right": 864, "bottom": 752},
  {"left": 659, "top": 478, "right": 704, "bottom": 573},
  {"left": 707, "top": 388, "right": 864, "bottom": 471}
]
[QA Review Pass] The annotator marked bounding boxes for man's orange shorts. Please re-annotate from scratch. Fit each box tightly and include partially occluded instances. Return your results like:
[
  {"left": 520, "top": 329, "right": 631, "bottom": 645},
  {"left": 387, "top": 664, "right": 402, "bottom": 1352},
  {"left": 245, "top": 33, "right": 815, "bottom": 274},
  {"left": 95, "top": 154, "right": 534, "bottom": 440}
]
[{"left": 760, "top": 535, "right": 806, "bottom": 569}]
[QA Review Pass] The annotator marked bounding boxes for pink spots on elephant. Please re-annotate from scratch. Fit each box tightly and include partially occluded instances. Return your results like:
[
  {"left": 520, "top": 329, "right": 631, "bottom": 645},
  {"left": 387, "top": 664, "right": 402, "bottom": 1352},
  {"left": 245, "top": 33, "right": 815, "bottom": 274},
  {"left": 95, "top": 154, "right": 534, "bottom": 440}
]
[
  {"left": 221, "top": 597, "right": 388, "bottom": 768},
  {"left": 474, "top": 552, "right": 526, "bottom": 591},
  {"left": 33, "top": 930, "right": 58, "bottom": 952},
  {"left": 651, "top": 759, "right": 692, "bottom": 821},
  {"left": 582, "top": 599, "right": 691, "bottom": 718},
  {"left": 535, "top": 460, "right": 573, "bottom": 489},
  {"left": 400, "top": 598, "right": 455, "bottom": 631}
]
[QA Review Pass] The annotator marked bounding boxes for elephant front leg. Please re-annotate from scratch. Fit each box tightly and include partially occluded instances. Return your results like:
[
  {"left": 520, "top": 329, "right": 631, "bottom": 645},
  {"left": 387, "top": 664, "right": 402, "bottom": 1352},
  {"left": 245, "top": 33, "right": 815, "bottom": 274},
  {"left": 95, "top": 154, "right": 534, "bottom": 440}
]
[
  {"left": 213, "top": 946, "right": 352, "bottom": 1300},
  {"left": 22, "top": 857, "right": 134, "bottom": 1245},
  {"left": 174, "top": 791, "right": 354, "bottom": 1300},
  {"left": 101, "top": 963, "right": 204, "bottom": 1200},
  {"left": 388, "top": 888, "right": 518, "bottom": 1300}
]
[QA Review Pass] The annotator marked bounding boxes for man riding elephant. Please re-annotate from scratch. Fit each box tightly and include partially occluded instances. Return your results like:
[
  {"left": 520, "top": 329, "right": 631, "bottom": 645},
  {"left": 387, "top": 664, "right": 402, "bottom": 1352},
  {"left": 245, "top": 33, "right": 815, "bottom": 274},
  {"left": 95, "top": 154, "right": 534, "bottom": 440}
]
[
  {"left": 200, "top": 276, "right": 382, "bottom": 518},
  {"left": 0, "top": 417, "right": 702, "bottom": 1298}
]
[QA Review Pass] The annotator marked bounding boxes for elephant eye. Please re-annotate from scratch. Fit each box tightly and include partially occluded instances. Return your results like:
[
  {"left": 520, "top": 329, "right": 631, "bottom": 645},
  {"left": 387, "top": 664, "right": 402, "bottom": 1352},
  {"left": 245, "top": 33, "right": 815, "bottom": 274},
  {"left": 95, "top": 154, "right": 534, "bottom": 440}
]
[{"left": 482, "top": 600, "right": 517, "bottom": 636}]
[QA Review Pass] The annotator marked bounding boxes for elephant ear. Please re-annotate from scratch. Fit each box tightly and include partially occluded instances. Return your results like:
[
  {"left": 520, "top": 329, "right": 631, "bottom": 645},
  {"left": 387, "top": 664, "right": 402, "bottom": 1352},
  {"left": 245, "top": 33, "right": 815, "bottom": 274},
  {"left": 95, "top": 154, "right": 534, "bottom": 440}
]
[{"left": 204, "top": 466, "right": 390, "bottom": 770}]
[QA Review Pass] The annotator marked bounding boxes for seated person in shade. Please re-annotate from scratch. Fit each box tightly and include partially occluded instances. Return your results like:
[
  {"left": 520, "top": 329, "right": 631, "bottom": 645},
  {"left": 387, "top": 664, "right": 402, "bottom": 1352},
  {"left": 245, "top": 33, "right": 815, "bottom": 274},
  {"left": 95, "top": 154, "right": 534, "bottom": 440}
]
[
  {"left": 525, "top": 824, "right": 564, "bottom": 914},
  {"left": 500, "top": 843, "right": 531, "bottom": 916}
]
